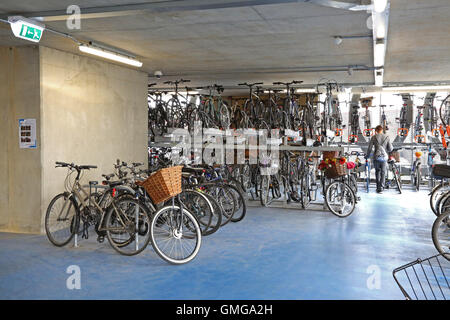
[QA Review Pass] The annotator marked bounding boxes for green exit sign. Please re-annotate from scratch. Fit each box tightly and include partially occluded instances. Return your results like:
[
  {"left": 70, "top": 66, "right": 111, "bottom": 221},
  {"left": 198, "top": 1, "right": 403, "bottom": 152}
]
[
  {"left": 19, "top": 24, "right": 42, "bottom": 41},
  {"left": 8, "top": 16, "right": 45, "bottom": 43}
]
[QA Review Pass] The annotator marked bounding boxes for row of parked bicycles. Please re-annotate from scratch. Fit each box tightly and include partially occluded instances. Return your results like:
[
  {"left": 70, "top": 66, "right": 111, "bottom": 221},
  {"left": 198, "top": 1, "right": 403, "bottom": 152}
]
[
  {"left": 44, "top": 160, "right": 247, "bottom": 264},
  {"left": 148, "top": 78, "right": 347, "bottom": 145},
  {"left": 149, "top": 146, "right": 360, "bottom": 218},
  {"left": 148, "top": 79, "right": 450, "bottom": 147},
  {"left": 429, "top": 165, "right": 450, "bottom": 259}
]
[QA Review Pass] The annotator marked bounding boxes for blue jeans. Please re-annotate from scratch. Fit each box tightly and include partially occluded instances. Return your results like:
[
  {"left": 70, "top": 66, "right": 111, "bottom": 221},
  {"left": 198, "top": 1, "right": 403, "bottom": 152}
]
[{"left": 374, "top": 159, "right": 387, "bottom": 191}]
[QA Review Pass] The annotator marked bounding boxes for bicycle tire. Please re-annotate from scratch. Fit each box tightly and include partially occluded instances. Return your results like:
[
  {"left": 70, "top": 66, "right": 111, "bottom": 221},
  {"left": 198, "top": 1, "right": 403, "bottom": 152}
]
[
  {"left": 105, "top": 198, "right": 152, "bottom": 256},
  {"left": 439, "top": 95, "right": 450, "bottom": 126},
  {"left": 416, "top": 167, "right": 421, "bottom": 191},
  {"left": 430, "top": 184, "right": 450, "bottom": 216},
  {"left": 432, "top": 209, "right": 450, "bottom": 260},
  {"left": 325, "top": 181, "right": 356, "bottom": 218},
  {"left": 226, "top": 184, "right": 247, "bottom": 222},
  {"left": 394, "top": 170, "right": 402, "bottom": 194},
  {"left": 150, "top": 205, "right": 202, "bottom": 265},
  {"left": 260, "top": 175, "right": 271, "bottom": 207},
  {"left": 201, "top": 192, "right": 223, "bottom": 235},
  {"left": 179, "top": 189, "right": 214, "bottom": 236},
  {"left": 45, "top": 193, "right": 79, "bottom": 247}
]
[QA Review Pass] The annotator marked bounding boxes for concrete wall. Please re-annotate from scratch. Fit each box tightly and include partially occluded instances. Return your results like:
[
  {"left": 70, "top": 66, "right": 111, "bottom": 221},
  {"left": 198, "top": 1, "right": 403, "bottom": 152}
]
[
  {"left": 0, "top": 46, "right": 42, "bottom": 233},
  {"left": 39, "top": 46, "right": 148, "bottom": 233},
  {"left": 0, "top": 45, "right": 147, "bottom": 234}
]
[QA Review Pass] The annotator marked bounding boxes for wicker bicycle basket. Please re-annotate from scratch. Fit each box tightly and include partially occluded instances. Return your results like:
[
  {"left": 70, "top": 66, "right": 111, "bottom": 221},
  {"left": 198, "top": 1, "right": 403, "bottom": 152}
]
[
  {"left": 136, "top": 166, "right": 183, "bottom": 204},
  {"left": 325, "top": 163, "right": 347, "bottom": 179}
]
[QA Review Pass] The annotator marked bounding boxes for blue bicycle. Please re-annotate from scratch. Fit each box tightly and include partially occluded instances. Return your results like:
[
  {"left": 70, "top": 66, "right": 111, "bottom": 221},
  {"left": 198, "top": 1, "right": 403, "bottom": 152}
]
[{"left": 362, "top": 153, "right": 371, "bottom": 192}]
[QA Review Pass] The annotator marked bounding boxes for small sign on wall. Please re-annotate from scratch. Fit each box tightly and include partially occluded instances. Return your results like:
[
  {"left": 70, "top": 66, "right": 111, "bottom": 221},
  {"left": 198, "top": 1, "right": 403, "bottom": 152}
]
[{"left": 19, "top": 118, "right": 37, "bottom": 149}]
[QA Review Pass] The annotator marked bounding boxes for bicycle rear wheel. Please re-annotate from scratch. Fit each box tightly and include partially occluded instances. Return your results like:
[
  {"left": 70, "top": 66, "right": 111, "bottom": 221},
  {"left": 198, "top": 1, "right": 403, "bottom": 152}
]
[
  {"left": 179, "top": 190, "right": 213, "bottom": 236},
  {"left": 226, "top": 184, "right": 247, "bottom": 222},
  {"left": 201, "top": 193, "right": 223, "bottom": 235},
  {"left": 45, "top": 193, "right": 79, "bottom": 247},
  {"left": 430, "top": 183, "right": 450, "bottom": 216},
  {"left": 394, "top": 169, "right": 402, "bottom": 194},
  {"left": 105, "top": 198, "right": 152, "bottom": 256},
  {"left": 151, "top": 205, "right": 202, "bottom": 264}
]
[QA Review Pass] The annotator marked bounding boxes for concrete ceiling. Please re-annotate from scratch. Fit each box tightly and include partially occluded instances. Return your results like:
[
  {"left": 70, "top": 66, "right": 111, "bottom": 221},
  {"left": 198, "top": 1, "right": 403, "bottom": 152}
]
[{"left": 1, "top": 0, "right": 450, "bottom": 93}]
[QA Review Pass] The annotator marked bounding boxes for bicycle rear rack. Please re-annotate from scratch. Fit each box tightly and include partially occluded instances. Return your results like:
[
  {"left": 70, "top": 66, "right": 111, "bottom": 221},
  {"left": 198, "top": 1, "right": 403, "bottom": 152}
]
[{"left": 393, "top": 253, "right": 450, "bottom": 300}]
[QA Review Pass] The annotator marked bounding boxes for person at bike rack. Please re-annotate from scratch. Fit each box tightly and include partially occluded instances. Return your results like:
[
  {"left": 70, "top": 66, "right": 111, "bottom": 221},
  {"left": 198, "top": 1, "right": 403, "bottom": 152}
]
[{"left": 365, "top": 125, "right": 394, "bottom": 193}]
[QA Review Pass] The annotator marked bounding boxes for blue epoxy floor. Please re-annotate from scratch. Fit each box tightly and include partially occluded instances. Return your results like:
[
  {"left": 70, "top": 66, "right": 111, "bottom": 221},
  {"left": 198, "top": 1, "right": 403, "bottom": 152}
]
[{"left": 0, "top": 188, "right": 439, "bottom": 300}]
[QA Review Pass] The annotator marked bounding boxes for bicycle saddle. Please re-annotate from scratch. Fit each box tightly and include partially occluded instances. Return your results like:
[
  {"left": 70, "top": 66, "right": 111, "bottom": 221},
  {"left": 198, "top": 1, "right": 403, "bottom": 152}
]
[
  {"left": 182, "top": 166, "right": 205, "bottom": 173},
  {"left": 104, "top": 180, "right": 123, "bottom": 187},
  {"left": 102, "top": 173, "right": 115, "bottom": 180}
]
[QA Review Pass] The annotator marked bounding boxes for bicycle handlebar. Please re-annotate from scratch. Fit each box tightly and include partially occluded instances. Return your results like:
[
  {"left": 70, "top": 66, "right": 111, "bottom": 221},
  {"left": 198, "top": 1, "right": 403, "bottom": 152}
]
[
  {"left": 55, "top": 162, "right": 97, "bottom": 170},
  {"left": 238, "top": 82, "right": 263, "bottom": 87}
]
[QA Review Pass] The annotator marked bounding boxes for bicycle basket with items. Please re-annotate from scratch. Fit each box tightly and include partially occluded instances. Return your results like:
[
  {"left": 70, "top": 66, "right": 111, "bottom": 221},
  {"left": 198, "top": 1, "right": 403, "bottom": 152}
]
[
  {"left": 318, "top": 156, "right": 348, "bottom": 179},
  {"left": 136, "top": 165, "right": 183, "bottom": 204}
]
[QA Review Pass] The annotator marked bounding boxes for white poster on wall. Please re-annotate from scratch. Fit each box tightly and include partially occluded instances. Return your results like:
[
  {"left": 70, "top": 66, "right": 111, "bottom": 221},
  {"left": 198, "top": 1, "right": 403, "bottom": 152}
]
[{"left": 18, "top": 118, "right": 37, "bottom": 149}]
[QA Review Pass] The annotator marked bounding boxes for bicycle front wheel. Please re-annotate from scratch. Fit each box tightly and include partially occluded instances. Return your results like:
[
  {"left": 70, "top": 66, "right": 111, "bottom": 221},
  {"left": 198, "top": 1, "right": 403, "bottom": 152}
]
[
  {"left": 45, "top": 193, "right": 79, "bottom": 247},
  {"left": 416, "top": 168, "right": 421, "bottom": 191},
  {"left": 325, "top": 181, "right": 356, "bottom": 218},
  {"left": 394, "top": 169, "right": 402, "bottom": 194},
  {"left": 260, "top": 175, "right": 272, "bottom": 207},
  {"left": 151, "top": 205, "right": 202, "bottom": 264}
]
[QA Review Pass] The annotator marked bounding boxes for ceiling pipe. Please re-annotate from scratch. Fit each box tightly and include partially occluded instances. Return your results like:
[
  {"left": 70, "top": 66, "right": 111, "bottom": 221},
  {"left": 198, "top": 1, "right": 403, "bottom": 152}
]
[{"left": 156, "top": 65, "right": 379, "bottom": 78}]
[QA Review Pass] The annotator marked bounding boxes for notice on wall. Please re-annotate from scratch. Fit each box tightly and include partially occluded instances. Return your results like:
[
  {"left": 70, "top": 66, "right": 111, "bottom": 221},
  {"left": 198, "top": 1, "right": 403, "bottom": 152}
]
[{"left": 18, "top": 118, "right": 37, "bottom": 149}]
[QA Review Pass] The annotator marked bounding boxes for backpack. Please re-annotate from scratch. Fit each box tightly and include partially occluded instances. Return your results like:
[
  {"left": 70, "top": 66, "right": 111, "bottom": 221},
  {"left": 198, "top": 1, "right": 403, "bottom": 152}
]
[{"left": 373, "top": 135, "right": 388, "bottom": 162}]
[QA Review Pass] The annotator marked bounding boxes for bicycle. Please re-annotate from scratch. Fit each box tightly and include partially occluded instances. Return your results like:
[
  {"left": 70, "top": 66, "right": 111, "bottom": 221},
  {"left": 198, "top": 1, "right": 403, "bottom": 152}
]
[
  {"left": 385, "top": 149, "right": 402, "bottom": 194},
  {"left": 379, "top": 104, "right": 393, "bottom": 133},
  {"left": 45, "top": 162, "right": 153, "bottom": 256},
  {"left": 395, "top": 94, "right": 413, "bottom": 138},
  {"left": 348, "top": 104, "right": 360, "bottom": 143},
  {"left": 359, "top": 152, "right": 371, "bottom": 193},
  {"left": 411, "top": 150, "right": 423, "bottom": 191},
  {"left": 238, "top": 82, "right": 265, "bottom": 127},
  {"left": 360, "top": 97, "right": 374, "bottom": 138},
  {"left": 321, "top": 160, "right": 357, "bottom": 218}
]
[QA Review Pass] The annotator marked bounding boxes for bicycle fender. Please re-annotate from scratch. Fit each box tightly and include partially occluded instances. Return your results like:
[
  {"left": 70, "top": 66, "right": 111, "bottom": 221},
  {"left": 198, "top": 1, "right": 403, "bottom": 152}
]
[{"left": 114, "top": 185, "right": 135, "bottom": 195}]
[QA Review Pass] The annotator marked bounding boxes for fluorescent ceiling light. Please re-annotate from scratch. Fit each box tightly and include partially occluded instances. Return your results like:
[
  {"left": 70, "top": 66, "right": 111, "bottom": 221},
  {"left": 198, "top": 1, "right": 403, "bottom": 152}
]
[
  {"left": 374, "top": 68, "right": 384, "bottom": 87},
  {"left": 79, "top": 44, "right": 142, "bottom": 67},
  {"left": 168, "top": 91, "right": 199, "bottom": 95},
  {"left": 296, "top": 88, "right": 316, "bottom": 93},
  {"left": 374, "top": 42, "right": 385, "bottom": 67},
  {"left": 375, "top": 76, "right": 383, "bottom": 87},
  {"left": 264, "top": 89, "right": 288, "bottom": 93},
  {"left": 373, "top": 0, "right": 388, "bottom": 13},
  {"left": 376, "top": 21, "right": 386, "bottom": 39},
  {"left": 382, "top": 85, "right": 450, "bottom": 91},
  {"left": 8, "top": 16, "right": 45, "bottom": 43}
]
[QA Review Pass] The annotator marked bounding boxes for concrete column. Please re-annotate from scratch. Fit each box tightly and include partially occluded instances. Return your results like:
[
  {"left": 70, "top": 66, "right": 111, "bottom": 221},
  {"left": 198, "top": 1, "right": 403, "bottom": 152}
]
[
  {"left": 0, "top": 46, "right": 42, "bottom": 233},
  {"left": 0, "top": 46, "right": 148, "bottom": 234}
]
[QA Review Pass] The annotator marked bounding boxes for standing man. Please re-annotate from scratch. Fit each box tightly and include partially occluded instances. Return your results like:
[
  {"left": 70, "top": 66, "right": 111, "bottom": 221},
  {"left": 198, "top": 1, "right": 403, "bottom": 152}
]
[{"left": 366, "top": 125, "right": 393, "bottom": 193}]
